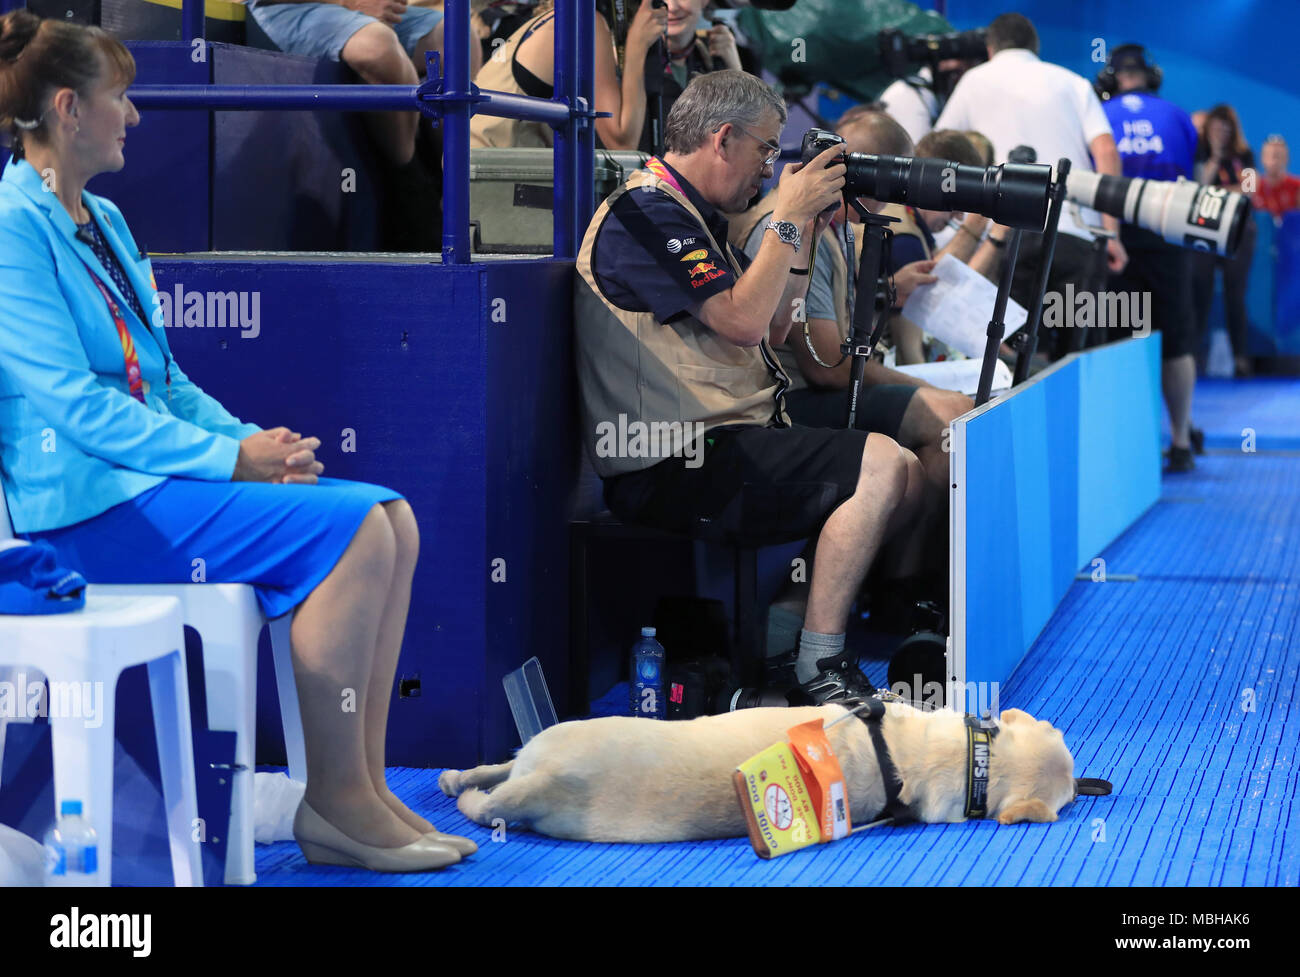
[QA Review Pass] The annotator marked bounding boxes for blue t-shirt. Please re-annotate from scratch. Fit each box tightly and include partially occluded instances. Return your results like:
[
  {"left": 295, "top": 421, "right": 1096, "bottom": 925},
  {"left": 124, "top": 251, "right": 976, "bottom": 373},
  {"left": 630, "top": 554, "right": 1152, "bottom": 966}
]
[
  {"left": 1103, "top": 91, "right": 1197, "bottom": 182},
  {"left": 591, "top": 160, "right": 749, "bottom": 324}
]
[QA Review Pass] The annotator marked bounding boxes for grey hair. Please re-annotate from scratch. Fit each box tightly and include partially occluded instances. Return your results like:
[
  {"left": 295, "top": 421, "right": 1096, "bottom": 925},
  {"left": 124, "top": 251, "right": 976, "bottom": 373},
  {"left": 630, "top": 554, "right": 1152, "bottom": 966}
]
[{"left": 664, "top": 70, "right": 787, "bottom": 155}]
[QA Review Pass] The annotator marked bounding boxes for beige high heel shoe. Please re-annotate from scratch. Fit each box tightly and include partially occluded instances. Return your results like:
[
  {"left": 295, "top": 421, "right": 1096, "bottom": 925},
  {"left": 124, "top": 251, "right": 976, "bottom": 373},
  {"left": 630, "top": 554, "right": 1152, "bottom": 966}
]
[
  {"left": 423, "top": 830, "right": 478, "bottom": 856},
  {"left": 294, "top": 801, "right": 461, "bottom": 872}
]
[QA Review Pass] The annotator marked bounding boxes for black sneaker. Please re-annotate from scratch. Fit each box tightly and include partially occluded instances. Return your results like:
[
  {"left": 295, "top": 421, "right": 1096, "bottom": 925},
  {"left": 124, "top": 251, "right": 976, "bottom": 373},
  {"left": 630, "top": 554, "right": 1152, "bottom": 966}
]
[
  {"left": 1165, "top": 445, "right": 1195, "bottom": 473},
  {"left": 762, "top": 649, "right": 800, "bottom": 688},
  {"left": 787, "top": 651, "right": 877, "bottom": 706},
  {"left": 1189, "top": 426, "right": 1206, "bottom": 456}
]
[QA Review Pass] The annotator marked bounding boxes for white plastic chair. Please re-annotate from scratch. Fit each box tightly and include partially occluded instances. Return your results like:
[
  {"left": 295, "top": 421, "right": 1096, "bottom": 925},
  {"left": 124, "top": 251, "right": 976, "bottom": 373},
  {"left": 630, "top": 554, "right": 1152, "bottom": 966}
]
[
  {"left": 0, "top": 590, "right": 202, "bottom": 886},
  {"left": 2, "top": 490, "right": 306, "bottom": 886}
]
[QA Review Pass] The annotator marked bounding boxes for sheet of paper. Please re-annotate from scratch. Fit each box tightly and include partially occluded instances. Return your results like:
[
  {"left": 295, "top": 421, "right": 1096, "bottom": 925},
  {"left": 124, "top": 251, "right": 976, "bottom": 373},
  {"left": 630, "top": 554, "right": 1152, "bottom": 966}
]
[
  {"left": 890, "top": 358, "right": 1013, "bottom": 395},
  {"left": 899, "top": 254, "right": 1028, "bottom": 359}
]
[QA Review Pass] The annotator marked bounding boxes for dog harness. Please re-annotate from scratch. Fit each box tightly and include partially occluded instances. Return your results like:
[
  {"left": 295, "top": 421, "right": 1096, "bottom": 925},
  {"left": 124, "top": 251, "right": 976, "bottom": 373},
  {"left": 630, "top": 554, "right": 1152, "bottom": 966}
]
[{"left": 845, "top": 695, "right": 914, "bottom": 824}]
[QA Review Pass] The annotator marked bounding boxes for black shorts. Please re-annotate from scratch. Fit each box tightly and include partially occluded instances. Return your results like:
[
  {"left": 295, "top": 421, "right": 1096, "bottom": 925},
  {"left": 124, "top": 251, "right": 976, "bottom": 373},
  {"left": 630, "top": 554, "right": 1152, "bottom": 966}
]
[
  {"left": 1011, "top": 231, "right": 1098, "bottom": 360},
  {"left": 602, "top": 423, "right": 873, "bottom": 546},
  {"left": 784, "top": 383, "right": 918, "bottom": 438},
  {"left": 1108, "top": 225, "right": 1194, "bottom": 360}
]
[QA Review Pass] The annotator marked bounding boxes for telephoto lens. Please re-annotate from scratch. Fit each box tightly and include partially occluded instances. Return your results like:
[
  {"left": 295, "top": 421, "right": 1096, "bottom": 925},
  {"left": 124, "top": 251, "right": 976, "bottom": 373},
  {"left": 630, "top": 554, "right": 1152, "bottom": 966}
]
[
  {"left": 1064, "top": 170, "right": 1250, "bottom": 258},
  {"left": 800, "top": 128, "right": 1053, "bottom": 231}
]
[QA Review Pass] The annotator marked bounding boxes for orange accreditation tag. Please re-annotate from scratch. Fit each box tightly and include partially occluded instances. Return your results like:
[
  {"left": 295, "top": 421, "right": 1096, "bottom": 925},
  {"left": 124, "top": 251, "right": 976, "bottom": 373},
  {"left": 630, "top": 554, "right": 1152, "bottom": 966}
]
[{"left": 787, "top": 719, "right": 851, "bottom": 842}]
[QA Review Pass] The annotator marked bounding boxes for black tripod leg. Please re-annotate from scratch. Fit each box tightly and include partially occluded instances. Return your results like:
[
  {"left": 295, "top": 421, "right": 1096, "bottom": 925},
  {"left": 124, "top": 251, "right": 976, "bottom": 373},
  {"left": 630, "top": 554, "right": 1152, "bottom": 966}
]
[
  {"left": 1013, "top": 158, "right": 1071, "bottom": 383},
  {"left": 976, "top": 229, "right": 1023, "bottom": 406}
]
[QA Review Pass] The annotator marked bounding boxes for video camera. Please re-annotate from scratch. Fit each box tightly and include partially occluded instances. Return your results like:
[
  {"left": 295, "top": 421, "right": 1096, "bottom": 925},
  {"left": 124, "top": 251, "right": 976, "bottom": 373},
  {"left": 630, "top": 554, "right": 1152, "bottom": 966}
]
[
  {"left": 877, "top": 27, "right": 987, "bottom": 78},
  {"left": 800, "top": 128, "right": 1054, "bottom": 231}
]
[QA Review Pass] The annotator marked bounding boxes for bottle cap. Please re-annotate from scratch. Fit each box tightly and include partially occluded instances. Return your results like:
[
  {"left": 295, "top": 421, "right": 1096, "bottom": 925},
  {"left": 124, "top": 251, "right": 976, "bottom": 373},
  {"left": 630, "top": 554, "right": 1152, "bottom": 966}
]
[
  {"left": 641, "top": 626, "right": 656, "bottom": 638},
  {"left": 59, "top": 800, "right": 82, "bottom": 816}
]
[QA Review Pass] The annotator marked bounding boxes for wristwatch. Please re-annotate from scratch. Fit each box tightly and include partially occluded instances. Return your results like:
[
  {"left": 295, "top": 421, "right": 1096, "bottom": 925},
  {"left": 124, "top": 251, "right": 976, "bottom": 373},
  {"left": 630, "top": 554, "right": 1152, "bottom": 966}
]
[{"left": 765, "top": 218, "right": 802, "bottom": 253}]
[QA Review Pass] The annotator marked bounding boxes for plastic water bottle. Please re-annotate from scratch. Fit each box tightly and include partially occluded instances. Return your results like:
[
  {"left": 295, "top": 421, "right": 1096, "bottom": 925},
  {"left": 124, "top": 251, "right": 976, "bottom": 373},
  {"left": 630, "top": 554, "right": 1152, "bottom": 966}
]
[
  {"left": 43, "top": 799, "right": 99, "bottom": 886},
  {"left": 629, "top": 626, "right": 666, "bottom": 719}
]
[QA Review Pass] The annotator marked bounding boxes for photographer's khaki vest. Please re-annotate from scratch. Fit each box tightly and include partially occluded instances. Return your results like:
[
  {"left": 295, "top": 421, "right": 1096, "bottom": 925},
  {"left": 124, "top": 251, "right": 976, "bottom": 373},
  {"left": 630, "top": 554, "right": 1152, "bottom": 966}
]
[
  {"left": 469, "top": 13, "right": 553, "bottom": 149},
  {"left": 575, "top": 167, "right": 790, "bottom": 478}
]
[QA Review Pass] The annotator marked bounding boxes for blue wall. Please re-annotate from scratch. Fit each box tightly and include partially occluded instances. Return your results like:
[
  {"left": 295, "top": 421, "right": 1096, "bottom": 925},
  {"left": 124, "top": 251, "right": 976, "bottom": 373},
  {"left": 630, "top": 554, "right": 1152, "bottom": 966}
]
[{"left": 150, "top": 256, "right": 579, "bottom": 768}]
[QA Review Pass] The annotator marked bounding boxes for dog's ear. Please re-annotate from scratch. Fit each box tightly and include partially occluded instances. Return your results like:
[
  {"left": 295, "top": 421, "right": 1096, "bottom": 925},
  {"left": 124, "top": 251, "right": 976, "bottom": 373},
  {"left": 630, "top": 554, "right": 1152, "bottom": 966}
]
[
  {"left": 996, "top": 798, "right": 1059, "bottom": 825},
  {"left": 1000, "top": 708, "right": 1033, "bottom": 725}
]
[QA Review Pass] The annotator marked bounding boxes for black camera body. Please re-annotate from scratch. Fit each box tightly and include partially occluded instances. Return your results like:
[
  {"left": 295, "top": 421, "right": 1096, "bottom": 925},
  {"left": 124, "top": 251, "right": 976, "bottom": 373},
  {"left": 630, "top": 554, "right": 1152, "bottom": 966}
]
[{"left": 800, "top": 127, "right": 1053, "bottom": 231}]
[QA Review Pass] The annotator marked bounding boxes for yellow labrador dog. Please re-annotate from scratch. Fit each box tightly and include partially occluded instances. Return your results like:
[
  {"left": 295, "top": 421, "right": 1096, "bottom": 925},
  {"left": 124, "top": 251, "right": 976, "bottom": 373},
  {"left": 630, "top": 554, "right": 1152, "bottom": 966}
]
[{"left": 439, "top": 703, "right": 1077, "bottom": 842}]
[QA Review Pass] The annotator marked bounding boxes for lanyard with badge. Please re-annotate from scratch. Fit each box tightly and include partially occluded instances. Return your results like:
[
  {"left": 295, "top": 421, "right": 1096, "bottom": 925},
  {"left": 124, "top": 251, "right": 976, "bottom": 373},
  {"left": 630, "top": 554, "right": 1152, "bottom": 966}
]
[{"left": 74, "top": 232, "right": 171, "bottom": 406}]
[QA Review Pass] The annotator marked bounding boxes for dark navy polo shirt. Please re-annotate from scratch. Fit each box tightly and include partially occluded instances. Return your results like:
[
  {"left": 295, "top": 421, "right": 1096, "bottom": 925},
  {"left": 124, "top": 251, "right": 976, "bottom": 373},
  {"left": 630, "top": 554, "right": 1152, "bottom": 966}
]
[
  {"left": 888, "top": 208, "right": 936, "bottom": 273},
  {"left": 591, "top": 160, "right": 750, "bottom": 325}
]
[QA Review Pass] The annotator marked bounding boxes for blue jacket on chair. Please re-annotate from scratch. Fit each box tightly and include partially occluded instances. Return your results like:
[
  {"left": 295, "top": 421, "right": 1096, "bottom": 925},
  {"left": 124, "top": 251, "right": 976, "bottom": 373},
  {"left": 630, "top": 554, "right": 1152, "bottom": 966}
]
[{"left": 0, "top": 157, "right": 262, "bottom": 534}]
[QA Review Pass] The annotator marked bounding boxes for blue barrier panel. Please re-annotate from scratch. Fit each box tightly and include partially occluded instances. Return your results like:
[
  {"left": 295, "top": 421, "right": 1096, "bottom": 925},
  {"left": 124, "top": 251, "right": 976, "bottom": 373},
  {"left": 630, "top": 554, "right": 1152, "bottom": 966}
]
[
  {"left": 1076, "top": 337, "right": 1163, "bottom": 561},
  {"left": 951, "top": 336, "right": 1161, "bottom": 712}
]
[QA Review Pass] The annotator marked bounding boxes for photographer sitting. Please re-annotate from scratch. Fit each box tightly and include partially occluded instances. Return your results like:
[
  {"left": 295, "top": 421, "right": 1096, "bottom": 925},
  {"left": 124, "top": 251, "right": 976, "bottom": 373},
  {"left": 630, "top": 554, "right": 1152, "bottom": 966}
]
[
  {"left": 888, "top": 126, "right": 1011, "bottom": 364},
  {"left": 574, "top": 71, "right": 926, "bottom": 701},
  {"left": 731, "top": 111, "right": 977, "bottom": 503}
]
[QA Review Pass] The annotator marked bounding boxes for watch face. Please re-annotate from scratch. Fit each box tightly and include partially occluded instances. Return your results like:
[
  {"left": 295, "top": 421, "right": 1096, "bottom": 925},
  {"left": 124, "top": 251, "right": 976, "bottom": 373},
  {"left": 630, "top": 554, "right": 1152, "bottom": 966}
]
[{"left": 771, "top": 220, "right": 797, "bottom": 243}]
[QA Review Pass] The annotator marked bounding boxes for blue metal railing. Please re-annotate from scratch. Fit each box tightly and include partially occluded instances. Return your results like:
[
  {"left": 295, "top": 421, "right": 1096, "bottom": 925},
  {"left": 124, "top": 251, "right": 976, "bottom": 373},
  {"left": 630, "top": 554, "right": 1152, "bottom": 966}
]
[{"left": 87, "top": 0, "right": 596, "bottom": 263}]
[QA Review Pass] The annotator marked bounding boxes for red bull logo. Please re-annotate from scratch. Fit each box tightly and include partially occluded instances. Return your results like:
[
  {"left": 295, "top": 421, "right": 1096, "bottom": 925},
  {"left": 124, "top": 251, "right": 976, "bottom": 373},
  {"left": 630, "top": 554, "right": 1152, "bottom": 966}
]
[{"left": 687, "top": 260, "right": 726, "bottom": 288}]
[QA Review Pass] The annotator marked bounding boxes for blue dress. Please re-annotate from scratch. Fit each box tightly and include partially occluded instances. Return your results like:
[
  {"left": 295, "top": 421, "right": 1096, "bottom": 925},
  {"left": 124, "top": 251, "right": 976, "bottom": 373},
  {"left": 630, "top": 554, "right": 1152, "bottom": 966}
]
[{"left": 25, "top": 476, "right": 401, "bottom": 620}]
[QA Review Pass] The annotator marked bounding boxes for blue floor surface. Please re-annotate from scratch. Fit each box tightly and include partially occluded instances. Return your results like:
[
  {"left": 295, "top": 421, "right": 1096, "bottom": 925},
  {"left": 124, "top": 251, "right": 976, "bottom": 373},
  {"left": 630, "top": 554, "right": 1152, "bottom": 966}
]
[{"left": 253, "top": 378, "right": 1300, "bottom": 886}]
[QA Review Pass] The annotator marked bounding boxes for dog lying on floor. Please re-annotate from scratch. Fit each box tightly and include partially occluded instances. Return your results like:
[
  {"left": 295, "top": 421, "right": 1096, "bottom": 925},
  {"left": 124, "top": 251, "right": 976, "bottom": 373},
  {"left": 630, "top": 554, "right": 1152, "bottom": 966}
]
[{"left": 439, "top": 703, "right": 1078, "bottom": 842}]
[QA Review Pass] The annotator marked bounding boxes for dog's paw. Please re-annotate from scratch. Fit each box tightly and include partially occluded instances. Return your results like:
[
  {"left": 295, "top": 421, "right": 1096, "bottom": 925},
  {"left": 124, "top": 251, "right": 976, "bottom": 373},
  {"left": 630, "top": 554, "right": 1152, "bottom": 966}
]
[
  {"left": 456, "top": 788, "right": 492, "bottom": 825},
  {"left": 438, "top": 769, "right": 463, "bottom": 797}
]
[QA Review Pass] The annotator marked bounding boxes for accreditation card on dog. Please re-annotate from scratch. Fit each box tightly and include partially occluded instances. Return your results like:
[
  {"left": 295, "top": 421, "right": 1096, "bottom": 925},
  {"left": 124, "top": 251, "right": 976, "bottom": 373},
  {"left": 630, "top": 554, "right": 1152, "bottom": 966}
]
[
  {"left": 732, "top": 721, "right": 850, "bottom": 859},
  {"left": 733, "top": 742, "right": 821, "bottom": 858}
]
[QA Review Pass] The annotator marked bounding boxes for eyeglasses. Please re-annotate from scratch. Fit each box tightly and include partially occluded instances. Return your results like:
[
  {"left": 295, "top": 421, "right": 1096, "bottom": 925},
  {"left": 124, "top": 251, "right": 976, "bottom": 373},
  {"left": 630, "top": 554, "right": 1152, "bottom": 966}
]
[{"left": 717, "top": 123, "right": 781, "bottom": 166}]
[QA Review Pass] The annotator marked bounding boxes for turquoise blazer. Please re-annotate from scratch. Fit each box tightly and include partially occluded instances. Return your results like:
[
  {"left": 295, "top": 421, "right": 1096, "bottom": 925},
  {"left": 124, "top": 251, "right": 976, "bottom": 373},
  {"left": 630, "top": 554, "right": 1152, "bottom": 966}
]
[{"left": 0, "top": 157, "right": 262, "bottom": 534}]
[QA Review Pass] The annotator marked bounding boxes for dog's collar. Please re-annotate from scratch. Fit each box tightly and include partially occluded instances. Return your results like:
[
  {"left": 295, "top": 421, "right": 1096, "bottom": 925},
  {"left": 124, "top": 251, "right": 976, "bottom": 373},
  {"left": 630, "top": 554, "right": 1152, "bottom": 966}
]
[{"left": 963, "top": 712, "right": 1000, "bottom": 819}]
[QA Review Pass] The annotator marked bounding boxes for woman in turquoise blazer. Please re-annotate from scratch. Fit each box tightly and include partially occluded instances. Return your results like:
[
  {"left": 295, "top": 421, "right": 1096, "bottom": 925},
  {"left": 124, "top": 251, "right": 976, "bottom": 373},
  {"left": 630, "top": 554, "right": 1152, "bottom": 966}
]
[{"left": 0, "top": 11, "right": 473, "bottom": 872}]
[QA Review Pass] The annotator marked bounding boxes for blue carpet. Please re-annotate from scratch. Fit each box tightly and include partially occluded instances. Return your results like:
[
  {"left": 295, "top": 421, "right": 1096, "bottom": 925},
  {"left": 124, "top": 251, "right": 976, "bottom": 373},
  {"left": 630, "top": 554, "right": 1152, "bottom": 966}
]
[
  {"left": 250, "top": 379, "right": 1298, "bottom": 886},
  {"left": 1169, "top": 376, "right": 1300, "bottom": 451}
]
